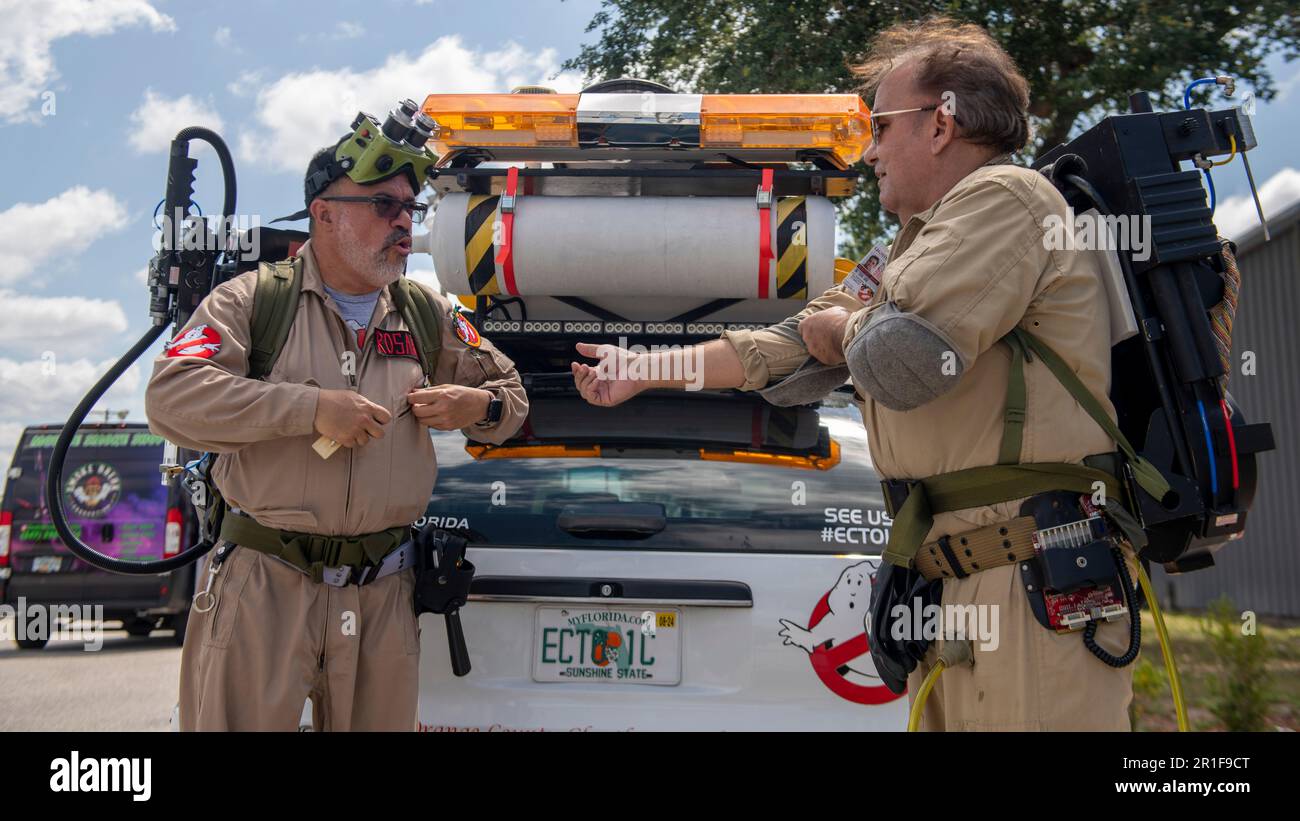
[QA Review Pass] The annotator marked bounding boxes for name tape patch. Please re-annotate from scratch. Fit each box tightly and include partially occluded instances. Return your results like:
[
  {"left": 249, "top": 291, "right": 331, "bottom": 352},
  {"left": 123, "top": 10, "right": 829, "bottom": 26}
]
[{"left": 373, "top": 328, "right": 420, "bottom": 362}]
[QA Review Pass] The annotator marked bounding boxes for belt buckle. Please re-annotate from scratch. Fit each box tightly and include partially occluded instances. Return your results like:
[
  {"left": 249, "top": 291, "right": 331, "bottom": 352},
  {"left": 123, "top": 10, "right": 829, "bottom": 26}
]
[{"left": 321, "top": 564, "right": 353, "bottom": 587}]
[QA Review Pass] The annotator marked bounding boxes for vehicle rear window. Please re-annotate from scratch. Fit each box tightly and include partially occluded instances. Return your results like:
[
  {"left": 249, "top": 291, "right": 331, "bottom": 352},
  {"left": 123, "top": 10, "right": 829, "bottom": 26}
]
[
  {"left": 423, "top": 402, "right": 892, "bottom": 554},
  {"left": 3, "top": 428, "right": 170, "bottom": 560}
]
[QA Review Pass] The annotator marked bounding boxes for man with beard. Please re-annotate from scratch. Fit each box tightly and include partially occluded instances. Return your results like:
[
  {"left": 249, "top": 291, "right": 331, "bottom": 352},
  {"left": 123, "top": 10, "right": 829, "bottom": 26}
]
[{"left": 145, "top": 133, "right": 528, "bottom": 731}]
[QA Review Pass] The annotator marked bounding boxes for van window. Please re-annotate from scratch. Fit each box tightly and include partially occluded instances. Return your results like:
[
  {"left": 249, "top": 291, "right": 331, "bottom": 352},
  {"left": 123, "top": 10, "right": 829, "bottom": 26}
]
[{"left": 422, "top": 406, "right": 892, "bottom": 554}]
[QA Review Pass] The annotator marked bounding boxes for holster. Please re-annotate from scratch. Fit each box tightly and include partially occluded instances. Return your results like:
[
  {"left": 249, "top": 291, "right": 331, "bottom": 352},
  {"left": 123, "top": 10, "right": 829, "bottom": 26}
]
[
  {"left": 868, "top": 562, "right": 943, "bottom": 694},
  {"left": 412, "top": 524, "right": 476, "bottom": 616}
]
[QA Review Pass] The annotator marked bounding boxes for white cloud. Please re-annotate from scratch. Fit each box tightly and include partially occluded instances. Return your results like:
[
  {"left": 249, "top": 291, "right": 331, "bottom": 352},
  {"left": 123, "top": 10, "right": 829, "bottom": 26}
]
[
  {"left": 127, "top": 88, "right": 225, "bottom": 153},
  {"left": 0, "top": 356, "right": 143, "bottom": 430},
  {"left": 1215, "top": 166, "right": 1300, "bottom": 240},
  {"left": 0, "top": 0, "right": 175, "bottom": 123},
  {"left": 296, "top": 22, "right": 365, "bottom": 44},
  {"left": 0, "top": 187, "right": 130, "bottom": 285},
  {"left": 0, "top": 289, "right": 130, "bottom": 357},
  {"left": 0, "top": 356, "right": 145, "bottom": 496},
  {"left": 238, "top": 36, "right": 583, "bottom": 173},
  {"left": 227, "top": 69, "right": 264, "bottom": 98},
  {"left": 213, "top": 26, "right": 233, "bottom": 49}
]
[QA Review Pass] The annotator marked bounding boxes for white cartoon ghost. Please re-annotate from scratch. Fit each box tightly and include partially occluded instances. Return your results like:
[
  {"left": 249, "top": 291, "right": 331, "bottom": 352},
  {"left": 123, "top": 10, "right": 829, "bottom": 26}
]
[{"left": 778, "top": 558, "right": 881, "bottom": 683}]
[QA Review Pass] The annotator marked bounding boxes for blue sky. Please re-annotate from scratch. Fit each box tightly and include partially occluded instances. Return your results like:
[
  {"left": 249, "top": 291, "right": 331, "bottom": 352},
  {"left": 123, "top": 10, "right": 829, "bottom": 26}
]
[{"left": 1, "top": 0, "right": 1298, "bottom": 477}]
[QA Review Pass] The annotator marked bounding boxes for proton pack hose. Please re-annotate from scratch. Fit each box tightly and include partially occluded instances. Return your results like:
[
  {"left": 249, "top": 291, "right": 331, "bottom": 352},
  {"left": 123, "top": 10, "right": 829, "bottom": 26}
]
[{"left": 48, "top": 127, "right": 236, "bottom": 575}]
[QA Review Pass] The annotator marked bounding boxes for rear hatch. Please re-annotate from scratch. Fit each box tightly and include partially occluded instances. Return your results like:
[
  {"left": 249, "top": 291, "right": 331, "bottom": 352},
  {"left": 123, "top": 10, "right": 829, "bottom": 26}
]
[
  {"left": 416, "top": 393, "right": 906, "bottom": 731},
  {"left": 2, "top": 425, "right": 184, "bottom": 609}
]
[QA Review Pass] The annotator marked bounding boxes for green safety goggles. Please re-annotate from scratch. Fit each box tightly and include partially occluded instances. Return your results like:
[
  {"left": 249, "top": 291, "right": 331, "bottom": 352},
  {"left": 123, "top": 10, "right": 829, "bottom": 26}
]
[{"left": 274, "top": 100, "right": 438, "bottom": 223}]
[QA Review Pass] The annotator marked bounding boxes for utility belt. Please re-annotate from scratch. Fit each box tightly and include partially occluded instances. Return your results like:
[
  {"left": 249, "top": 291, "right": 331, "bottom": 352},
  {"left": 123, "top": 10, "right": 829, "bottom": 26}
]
[
  {"left": 870, "top": 460, "right": 1146, "bottom": 693},
  {"left": 207, "top": 512, "right": 476, "bottom": 677},
  {"left": 218, "top": 511, "right": 413, "bottom": 587},
  {"left": 878, "top": 453, "right": 1132, "bottom": 583}
]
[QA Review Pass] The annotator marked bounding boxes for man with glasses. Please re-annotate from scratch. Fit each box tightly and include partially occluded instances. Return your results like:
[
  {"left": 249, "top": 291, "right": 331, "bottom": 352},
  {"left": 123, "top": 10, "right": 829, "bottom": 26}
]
[
  {"left": 146, "top": 128, "right": 528, "bottom": 731},
  {"left": 573, "top": 17, "right": 1135, "bottom": 730}
]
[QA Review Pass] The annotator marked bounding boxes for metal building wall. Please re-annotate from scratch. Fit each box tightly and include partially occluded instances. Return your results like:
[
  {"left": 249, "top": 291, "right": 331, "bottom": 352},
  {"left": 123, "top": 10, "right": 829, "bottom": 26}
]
[{"left": 1155, "top": 205, "right": 1300, "bottom": 616}]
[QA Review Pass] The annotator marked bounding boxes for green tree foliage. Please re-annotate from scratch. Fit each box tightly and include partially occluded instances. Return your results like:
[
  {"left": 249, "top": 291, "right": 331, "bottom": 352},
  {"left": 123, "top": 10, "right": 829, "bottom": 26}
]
[{"left": 564, "top": 0, "right": 1300, "bottom": 256}]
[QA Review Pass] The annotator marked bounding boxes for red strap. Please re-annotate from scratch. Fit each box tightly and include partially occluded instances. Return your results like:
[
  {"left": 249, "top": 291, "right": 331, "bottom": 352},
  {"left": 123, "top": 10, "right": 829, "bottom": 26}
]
[
  {"left": 757, "top": 168, "right": 774, "bottom": 299},
  {"left": 1219, "top": 398, "right": 1240, "bottom": 490},
  {"left": 494, "top": 166, "right": 521, "bottom": 296}
]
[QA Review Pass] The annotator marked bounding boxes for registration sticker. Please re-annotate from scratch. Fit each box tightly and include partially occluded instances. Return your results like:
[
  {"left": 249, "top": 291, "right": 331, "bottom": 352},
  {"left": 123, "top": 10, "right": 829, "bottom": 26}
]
[{"left": 533, "top": 606, "right": 681, "bottom": 685}]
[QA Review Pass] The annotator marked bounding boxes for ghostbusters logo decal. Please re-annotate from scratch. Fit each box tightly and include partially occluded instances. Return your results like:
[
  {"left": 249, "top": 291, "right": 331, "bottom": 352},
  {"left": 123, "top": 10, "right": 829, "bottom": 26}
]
[
  {"left": 778, "top": 558, "right": 903, "bottom": 705},
  {"left": 452, "top": 310, "right": 481, "bottom": 348},
  {"left": 166, "top": 324, "right": 222, "bottom": 359},
  {"left": 64, "top": 462, "right": 122, "bottom": 519}
]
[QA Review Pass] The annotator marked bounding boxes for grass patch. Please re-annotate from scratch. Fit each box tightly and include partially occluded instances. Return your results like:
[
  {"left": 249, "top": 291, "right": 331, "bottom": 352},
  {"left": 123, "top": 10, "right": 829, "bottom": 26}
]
[{"left": 1131, "top": 604, "right": 1300, "bottom": 731}]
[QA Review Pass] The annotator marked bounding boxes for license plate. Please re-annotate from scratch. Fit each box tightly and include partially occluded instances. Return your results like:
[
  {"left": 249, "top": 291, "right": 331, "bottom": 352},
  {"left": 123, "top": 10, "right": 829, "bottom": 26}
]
[
  {"left": 31, "top": 556, "right": 63, "bottom": 573},
  {"left": 532, "top": 606, "right": 681, "bottom": 685}
]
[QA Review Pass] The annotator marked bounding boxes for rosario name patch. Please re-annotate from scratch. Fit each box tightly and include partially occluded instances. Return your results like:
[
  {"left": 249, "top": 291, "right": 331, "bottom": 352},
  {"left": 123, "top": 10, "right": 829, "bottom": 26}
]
[
  {"left": 373, "top": 328, "right": 420, "bottom": 361},
  {"left": 166, "top": 324, "right": 222, "bottom": 359}
]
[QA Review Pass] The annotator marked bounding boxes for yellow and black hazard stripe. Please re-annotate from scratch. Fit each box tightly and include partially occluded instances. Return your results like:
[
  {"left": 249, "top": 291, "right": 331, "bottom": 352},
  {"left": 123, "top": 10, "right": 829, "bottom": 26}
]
[
  {"left": 776, "top": 196, "right": 808, "bottom": 299},
  {"left": 464, "top": 194, "right": 502, "bottom": 296}
]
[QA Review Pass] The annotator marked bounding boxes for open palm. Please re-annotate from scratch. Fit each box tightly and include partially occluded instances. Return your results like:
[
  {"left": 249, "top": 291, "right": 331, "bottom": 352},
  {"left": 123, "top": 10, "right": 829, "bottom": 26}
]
[{"left": 571, "top": 342, "right": 645, "bottom": 407}]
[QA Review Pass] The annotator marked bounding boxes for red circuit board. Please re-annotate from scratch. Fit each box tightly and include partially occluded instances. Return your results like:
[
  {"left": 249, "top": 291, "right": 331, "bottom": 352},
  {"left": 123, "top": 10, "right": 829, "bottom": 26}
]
[{"left": 1044, "top": 585, "right": 1126, "bottom": 632}]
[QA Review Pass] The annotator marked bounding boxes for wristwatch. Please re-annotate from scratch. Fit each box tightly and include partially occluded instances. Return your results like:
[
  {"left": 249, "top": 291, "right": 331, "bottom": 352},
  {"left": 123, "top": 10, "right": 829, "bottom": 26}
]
[{"left": 476, "top": 393, "right": 503, "bottom": 427}]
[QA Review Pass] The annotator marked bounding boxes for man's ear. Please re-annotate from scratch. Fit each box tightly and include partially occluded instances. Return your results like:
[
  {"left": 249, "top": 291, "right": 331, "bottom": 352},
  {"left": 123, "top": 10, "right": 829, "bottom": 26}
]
[
  {"left": 929, "top": 109, "right": 959, "bottom": 156},
  {"left": 309, "top": 198, "right": 332, "bottom": 226}
]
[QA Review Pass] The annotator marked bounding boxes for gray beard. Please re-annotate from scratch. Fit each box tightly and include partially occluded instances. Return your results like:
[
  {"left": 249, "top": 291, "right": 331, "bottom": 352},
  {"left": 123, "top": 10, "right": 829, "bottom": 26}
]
[{"left": 338, "top": 221, "right": 406, "bottom": 289}]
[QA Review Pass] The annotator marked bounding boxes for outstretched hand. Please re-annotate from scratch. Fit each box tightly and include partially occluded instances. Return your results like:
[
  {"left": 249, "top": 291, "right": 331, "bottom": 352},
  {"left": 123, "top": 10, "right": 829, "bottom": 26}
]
[{"left": 571, "top": 342, "right": 646, "bottom": 408}]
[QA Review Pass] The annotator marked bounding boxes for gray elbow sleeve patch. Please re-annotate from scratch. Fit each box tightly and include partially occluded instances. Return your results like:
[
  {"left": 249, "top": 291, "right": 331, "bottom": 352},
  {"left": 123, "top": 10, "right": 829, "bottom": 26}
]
[{"left": 845, "top": 303, "right": 964, "bottom": 411}]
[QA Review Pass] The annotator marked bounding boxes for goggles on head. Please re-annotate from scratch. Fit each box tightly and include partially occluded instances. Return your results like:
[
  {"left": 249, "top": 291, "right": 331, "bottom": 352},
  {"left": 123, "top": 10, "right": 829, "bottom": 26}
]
[{"left": 273, "top": 99, "right": 438, "bottom": 223}]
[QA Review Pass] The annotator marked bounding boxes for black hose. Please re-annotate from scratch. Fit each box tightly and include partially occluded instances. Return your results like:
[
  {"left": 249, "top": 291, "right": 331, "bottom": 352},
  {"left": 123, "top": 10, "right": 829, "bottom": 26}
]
[
  {"left": 45, "top": 324, "right": 220, "bottom": 573},
  {"left": 173, "top": 126, "right": 237, "bottom": 220},
  {"left": 1083, "top": 548, "right": 1142, "bottom": 667},
  {"left": 47, "top": 127, "right": 236, "bottom": 575}
]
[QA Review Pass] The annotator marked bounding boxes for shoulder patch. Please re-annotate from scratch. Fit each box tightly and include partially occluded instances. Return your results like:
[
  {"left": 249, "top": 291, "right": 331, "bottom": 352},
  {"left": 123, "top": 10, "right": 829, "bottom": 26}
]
[
  {"left": 166, "top": 324, "right": 222, "bottom": 359},
  {"left": 452, "top": 311, "right": 481, "bottom": 348}
]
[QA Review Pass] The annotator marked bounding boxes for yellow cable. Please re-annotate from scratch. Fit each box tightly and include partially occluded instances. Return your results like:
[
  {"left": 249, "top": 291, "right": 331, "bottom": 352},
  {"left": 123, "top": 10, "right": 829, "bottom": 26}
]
[
  {"left": 1210, "top": 134, "right": 1237, "bottom": 167},
  {"left": 1137, "top": 564, "right": 1189, "bottom": 731},
  {"left": 907, "top": 660, "right": 946, "bottom": 732}
]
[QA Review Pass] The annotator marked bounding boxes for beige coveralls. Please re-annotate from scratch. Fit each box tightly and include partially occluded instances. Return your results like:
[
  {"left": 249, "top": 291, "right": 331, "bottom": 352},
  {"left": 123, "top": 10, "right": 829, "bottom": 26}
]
[
  {"left": 724, "top": 161, "right": 1136, "bottom": 730},
  {"left": 146, "top": 239, "right": 528, "bottom": 731}
]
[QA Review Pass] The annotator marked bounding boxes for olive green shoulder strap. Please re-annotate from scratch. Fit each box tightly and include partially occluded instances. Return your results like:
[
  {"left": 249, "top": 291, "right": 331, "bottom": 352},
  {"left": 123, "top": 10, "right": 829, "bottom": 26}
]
[
  {"left": 1005, "top": 327, "right": 1170, "bottom": 502},
  {"left": 389, "top": 277, "right": 443, "bottom": 380},
  {"left": 881, "top": 328, "right": 1174, "bottom": 569},
  {"left": 248, "top": 257, "right": 303, "bottom": 380}
]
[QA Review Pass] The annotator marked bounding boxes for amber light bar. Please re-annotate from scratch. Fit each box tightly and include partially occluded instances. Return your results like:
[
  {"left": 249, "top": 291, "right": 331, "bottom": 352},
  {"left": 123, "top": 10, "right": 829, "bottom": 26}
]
[
  {"left": 422, "top": 92, "right": 872, "bottom": 165},
  {"left": 465, "top": 439, "right": 841, "bottom": 470}
]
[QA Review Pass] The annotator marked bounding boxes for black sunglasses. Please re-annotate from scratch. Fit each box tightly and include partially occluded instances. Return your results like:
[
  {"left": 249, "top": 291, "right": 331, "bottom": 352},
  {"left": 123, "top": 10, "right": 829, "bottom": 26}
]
[{"left": 318, "top": 195, "right": 428, "bottom": 224}]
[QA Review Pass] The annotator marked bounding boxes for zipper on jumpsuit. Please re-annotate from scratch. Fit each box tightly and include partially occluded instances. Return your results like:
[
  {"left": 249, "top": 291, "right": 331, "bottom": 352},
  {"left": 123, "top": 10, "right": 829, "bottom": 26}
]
[{"left": 318, "top": 302, "right": 371, "bottom": 677}]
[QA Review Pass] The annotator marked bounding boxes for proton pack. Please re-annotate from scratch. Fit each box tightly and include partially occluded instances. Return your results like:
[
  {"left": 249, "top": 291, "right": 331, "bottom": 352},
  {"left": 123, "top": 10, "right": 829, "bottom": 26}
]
[{"left": 1034, "top": 87, "right": 1275, "bottom": 574}]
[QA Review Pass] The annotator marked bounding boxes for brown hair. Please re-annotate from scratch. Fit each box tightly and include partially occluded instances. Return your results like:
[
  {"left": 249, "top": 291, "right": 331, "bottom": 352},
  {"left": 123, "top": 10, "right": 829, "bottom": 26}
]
[{"left": 852, "top": 16, "right": 1031, "bottom": 153}]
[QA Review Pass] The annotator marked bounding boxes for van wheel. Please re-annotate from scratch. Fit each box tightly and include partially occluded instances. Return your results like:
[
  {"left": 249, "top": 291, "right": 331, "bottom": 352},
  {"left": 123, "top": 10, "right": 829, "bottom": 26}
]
[
  {"left": 170, "top": 611, "right": 189, "bottom": 646},
  {"left": 16, "top": 637, "right": 47, "bottom": 650},
  {"left": 124, "top": 618, "right": 155, "bottom": 638}
]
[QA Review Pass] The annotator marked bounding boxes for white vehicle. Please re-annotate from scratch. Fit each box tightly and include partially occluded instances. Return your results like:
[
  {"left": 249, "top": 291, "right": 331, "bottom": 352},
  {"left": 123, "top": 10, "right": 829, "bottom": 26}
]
[{"left": 411, "top": 79, "right": 905, "bottom": 730}]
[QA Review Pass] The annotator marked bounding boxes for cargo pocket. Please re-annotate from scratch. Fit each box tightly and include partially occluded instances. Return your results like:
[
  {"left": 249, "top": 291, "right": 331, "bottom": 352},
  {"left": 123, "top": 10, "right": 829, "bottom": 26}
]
[{"left": 203, "top": 546, "right": 257, "bottom": 650}]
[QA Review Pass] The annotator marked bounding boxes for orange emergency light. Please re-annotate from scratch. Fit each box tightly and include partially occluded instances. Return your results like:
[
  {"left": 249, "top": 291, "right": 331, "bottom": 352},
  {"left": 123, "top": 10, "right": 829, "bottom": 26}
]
[{"left": 422, "top": 92, "right": 872, "bottom": 166}]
